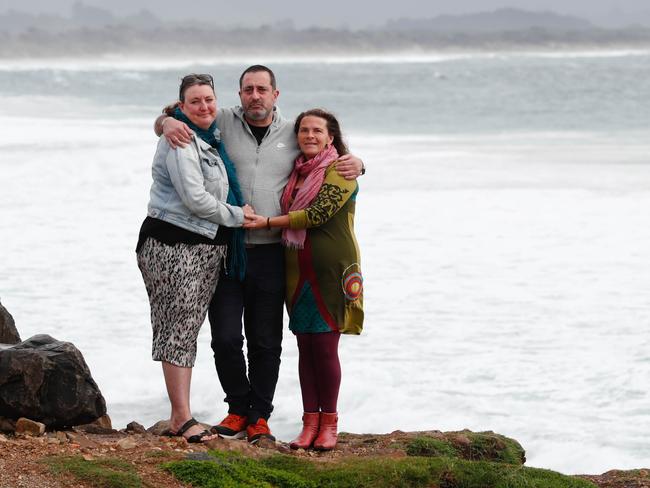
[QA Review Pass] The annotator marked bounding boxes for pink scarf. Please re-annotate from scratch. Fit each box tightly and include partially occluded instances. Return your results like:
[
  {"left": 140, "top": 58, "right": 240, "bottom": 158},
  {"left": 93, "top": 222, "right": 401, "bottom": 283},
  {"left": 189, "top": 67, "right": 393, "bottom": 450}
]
[{"left": 281, "top": 144, "right": 339, "bottom": 249}]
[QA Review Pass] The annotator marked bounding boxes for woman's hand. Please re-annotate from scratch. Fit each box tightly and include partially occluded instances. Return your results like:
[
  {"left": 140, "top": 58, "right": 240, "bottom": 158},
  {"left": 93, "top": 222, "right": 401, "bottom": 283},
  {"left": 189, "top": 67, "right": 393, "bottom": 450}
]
[
  {"left": 243, "top": 214, "right": 268, "bottom": 229},
  {"left": 163, "top": 117, "right": 194, "bottom": 149}
]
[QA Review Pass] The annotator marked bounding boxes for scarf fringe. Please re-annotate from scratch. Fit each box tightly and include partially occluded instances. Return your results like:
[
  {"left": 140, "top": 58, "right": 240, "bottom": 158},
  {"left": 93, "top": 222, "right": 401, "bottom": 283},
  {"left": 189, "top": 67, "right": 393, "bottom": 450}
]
[{"left": 282, "top": 236, "right": 305, "bottom": 250}]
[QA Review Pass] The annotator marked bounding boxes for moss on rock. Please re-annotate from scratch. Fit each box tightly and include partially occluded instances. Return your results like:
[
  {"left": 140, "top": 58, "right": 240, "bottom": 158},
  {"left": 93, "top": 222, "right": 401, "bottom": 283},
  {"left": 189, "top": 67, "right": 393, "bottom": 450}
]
[
  {"left": 165, "top": 449, "right": 597, "bottom": 488},
  {"left": 406, "top": 430, "right": 525, "bottom": 465}
]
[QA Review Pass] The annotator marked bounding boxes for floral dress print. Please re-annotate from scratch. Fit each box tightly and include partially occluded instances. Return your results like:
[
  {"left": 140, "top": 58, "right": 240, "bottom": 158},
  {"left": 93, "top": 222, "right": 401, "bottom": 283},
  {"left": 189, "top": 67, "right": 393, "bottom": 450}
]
[{"left": 285, "top": 163, "right": 364, "bottom": 335}]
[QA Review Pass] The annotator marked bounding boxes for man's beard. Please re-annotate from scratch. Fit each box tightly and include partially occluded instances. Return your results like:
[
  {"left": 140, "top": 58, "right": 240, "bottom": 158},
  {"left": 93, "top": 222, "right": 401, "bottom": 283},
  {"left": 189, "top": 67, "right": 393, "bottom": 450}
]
[{"left": 245, "top": 105, "right": 271, "bottom": 121}]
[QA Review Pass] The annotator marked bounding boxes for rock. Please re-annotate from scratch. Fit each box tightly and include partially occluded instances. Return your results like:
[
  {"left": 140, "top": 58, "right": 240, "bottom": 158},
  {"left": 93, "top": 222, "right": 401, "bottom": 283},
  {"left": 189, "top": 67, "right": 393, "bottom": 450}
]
[
  {"left": 0, "top": 416, "right": 16, "bottom": 432},
  {"left": 75, "top": 415, "right": 115, "bottom": 434},
  {"left": 216, "top": 437, "right": 259, "bottom": 456},
  {"left": 452, "top": 433, "right": 471, "bottom": 447},
  {"left": 255, "top": 437, "right": 278, "bottom": 450},
  {"left": 581, "top": 469, "right": 650, "bottom": 488},
  {"left": 55, "top": 431, "right": 68, "bottom": 442},
  {"left": 203, "top": 437, "right": 228, "bottom": 450},
  {"left": 72, "top": 435, "right": 99, "bottom": 450},
  {"left": 147, "top": 419, "right": 210, "bottom": 435},
  {"left": 15, "top": 417, "right": 46, "bottom": 436},
  {"left": 91, "top": 414, "right": 112, "bottom": 430},
  {"left": 274, "top": 442, "right": 292, "bottom": 454},
  {"left": 74, "top": 424, "right": 116, "bottom": 435},
  {"left": 0, "top": 433, "right": 7, "bottom": 442},
  {"left": 126, "top": 421, "right": 146, "bottom": 434},
  {"left": 117, "top": 437, "right": 138, "bottom": 450},
  {"left": 0, "top": 334, "right": 106, "bottom": 428},
  {"left": 147, "top": 420, "right": 171, "bottom": 436},
  {"left": 186, "top": 452, "right": 213, "bottom": 461},
  {"left": 0, "top": 300, "right": 20, "bottom": 345}
]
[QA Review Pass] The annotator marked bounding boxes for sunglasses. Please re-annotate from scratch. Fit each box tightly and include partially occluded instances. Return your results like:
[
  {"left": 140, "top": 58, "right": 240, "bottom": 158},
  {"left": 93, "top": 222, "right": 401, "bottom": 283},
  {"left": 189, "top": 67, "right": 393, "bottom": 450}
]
[{"left": 179, "top": 74, "right": 214, "bottom": 100}]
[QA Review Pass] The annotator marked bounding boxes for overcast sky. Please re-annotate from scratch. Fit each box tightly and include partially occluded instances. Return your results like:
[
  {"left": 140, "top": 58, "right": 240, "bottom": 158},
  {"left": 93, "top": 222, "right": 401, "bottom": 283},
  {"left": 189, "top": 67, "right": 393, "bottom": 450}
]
[{"left": 1, "top": 0, "right": 649, "bottom": 27}]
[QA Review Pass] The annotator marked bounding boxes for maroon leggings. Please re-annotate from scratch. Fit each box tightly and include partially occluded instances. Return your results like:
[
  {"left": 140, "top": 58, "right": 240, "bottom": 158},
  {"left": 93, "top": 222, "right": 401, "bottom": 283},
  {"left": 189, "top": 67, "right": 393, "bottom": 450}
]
[{"left": 296, "top": 332, "right": 341, "bottom": 413}]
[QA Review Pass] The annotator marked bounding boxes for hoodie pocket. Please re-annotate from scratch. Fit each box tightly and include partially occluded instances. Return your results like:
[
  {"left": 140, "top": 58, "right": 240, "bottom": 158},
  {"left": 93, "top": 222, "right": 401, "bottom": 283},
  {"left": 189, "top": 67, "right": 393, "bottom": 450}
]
[{"left": 250, "top": 188, "right": 282, "bottom": 216}]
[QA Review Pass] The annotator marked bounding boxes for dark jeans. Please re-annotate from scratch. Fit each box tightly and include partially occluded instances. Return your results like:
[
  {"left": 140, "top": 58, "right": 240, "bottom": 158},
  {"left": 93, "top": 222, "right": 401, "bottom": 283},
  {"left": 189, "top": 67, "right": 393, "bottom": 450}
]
[{"left": 208, "top": 243, "right": 285, "bottom": 423}]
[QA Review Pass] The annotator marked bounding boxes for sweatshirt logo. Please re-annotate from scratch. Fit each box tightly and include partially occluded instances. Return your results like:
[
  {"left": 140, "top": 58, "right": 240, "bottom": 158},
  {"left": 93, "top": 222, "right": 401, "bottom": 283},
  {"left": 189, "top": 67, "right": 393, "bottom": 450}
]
[{"left": 276, "top": 143, "right": 286, "bottom": 149}]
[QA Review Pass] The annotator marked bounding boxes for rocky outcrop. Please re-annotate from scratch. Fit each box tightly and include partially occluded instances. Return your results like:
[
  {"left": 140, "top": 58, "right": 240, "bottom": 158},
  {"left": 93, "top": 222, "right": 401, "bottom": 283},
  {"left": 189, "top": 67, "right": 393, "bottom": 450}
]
[
  {"left": 0, "top": 424, "right": 646, "bottom": 487},
  {"left": 0, "top": 334, "right": 106, "bottom": 428},
  {"left": 0, "top": 300, "right": 20, "bottom": 345}
]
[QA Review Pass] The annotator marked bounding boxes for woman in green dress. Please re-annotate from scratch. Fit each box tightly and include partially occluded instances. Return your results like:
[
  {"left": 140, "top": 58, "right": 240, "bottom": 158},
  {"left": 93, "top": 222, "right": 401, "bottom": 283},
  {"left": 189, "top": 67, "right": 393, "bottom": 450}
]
[{"left": 244, "top": 108, "right": 363, "bottom": 450}]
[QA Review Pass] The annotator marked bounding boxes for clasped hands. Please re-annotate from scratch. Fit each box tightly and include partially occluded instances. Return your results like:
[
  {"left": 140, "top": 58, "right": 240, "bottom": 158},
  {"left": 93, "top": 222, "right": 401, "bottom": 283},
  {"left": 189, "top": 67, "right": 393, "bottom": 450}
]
[{"left": 242, "top": 204, "right": 269, "bottom": 230}]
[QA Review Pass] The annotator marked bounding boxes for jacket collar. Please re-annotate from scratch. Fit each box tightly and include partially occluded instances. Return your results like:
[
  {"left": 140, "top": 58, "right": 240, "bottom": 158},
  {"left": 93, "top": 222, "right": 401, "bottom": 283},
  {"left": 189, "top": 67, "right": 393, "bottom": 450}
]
[{"left": 194, "top": 134, "right": 220, "bottom": 151}]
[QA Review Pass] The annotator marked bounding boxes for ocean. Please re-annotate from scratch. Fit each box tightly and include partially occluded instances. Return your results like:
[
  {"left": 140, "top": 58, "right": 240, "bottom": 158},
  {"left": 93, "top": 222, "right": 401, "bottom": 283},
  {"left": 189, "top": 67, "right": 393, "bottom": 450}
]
[{"left": 1, "top": 50, "right": 649, "bottom": 474}]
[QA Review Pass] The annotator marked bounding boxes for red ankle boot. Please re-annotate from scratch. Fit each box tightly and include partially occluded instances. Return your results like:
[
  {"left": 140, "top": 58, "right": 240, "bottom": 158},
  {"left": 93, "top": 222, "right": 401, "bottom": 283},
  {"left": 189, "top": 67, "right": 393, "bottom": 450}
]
[
  {"left": 290, "top": 412, "right": 320, "bottom": 449},
  {"left": 313, "top": 412, "right": 338, "bottom": 451}
]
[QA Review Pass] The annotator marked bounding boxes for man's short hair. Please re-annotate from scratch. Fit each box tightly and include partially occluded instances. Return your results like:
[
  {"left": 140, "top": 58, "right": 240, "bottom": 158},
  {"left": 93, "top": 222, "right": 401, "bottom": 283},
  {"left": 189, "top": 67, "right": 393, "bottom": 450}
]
[{"left": 239, "top": 65, "right": 277, "bottom": 90}]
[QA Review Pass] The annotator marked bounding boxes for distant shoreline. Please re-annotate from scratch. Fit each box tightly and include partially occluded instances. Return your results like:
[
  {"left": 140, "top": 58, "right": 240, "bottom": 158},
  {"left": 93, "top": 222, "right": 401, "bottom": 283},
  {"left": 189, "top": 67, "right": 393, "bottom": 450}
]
[
  {"left": 2, "top": 24, "right": 650, "bottom": 60},
  {"left": 1, "top": 45, "right": 649, "bottom": 67}
]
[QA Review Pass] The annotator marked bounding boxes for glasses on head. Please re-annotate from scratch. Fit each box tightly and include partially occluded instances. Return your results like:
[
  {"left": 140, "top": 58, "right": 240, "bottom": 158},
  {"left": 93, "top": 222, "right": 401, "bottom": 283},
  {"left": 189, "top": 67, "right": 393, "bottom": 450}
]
[
  {"left": 179, "top": 73, "right": 214, "bottom": 100},
  {"left": 182, "top": 73, "right": 213, "bottom": 87}
]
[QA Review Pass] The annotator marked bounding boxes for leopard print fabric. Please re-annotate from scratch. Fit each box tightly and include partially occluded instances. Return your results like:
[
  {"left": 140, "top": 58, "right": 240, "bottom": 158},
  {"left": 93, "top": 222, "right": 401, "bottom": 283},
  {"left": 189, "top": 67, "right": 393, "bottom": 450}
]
[{"left": 137, "top": 238, "right": 226, "bottom": 368}]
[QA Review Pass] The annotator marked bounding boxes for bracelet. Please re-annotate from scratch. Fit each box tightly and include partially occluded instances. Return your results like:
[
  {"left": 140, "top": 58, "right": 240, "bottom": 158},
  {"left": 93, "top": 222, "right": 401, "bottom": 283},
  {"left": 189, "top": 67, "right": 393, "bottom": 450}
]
[{"left": 266, "top": 217, "right": 271, "bottom": 230}]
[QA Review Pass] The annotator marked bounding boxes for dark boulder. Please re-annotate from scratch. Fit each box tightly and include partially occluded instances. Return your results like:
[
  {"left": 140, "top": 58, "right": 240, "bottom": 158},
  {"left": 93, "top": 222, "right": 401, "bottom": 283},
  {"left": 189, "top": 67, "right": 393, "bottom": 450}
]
[
  {"left": 0, "top": 334, "right": 106, "bottom": 428},
  {"left": 126, "top": 421, "right": 146, "bottom": 434},
  {"left": 0, "top": 301, "right": 20, "bottom": 345}
]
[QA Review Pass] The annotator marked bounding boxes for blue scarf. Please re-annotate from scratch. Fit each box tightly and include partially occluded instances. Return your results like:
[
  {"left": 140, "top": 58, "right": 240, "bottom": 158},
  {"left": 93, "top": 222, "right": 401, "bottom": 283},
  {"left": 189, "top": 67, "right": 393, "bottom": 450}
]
[{"left": 173, "top": 107, "right": 246, "bottom": 281}]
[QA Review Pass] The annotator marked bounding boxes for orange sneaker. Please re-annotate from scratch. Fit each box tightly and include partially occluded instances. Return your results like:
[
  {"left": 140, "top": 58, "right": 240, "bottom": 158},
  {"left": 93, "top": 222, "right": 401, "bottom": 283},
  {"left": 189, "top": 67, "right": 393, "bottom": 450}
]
[
  {"left": 246, "top": 418, "right": 275, "bottom": 444},
  {"left": 211, "top": 413, "right": 248, "bottom": 440}
]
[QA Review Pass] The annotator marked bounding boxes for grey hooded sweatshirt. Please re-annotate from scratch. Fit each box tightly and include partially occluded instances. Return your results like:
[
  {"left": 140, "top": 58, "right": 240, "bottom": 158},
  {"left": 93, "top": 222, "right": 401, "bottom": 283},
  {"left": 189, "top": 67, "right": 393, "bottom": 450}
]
[{"left": 217, "top": 106, "right": 300, "bottom": 245}]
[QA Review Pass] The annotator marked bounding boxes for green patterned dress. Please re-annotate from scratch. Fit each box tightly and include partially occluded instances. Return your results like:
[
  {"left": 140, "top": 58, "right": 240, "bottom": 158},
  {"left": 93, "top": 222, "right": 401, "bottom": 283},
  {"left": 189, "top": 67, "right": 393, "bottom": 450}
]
[{"left": 285, "top": 163, "right": 364, "bottom": 335}]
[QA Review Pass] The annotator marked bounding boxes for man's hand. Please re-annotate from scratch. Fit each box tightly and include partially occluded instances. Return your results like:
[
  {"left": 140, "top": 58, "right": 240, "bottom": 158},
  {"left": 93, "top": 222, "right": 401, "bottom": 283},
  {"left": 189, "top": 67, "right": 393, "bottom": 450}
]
[
  {"left": 162, "top": 117, "right": 194, "bottom": 149},
  {"left": 243, "top": 214, "right": 268, "bottom": 229},
  {"left": 335, "top": 154, "right": 364, "bottom": 180}
]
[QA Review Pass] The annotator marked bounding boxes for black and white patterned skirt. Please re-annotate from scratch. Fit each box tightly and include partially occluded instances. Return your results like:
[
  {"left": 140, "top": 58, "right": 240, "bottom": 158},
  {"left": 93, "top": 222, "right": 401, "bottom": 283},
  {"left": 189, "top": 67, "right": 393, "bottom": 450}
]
[{"left": 137, "top": 237, "right": 227, "bottom": 368}]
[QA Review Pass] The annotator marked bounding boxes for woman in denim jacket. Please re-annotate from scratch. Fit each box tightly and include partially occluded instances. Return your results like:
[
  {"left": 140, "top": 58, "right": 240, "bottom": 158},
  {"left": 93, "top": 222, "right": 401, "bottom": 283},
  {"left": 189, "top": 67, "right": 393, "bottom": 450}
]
[{"left": 136, "top": 74, "right": 254, "bottom": 443}]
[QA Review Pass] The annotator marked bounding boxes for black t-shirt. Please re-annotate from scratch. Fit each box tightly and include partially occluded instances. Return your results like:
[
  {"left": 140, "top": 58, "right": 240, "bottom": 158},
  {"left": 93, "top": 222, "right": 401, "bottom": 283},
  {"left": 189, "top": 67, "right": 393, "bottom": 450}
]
[{"left": 248, "top": 123, "right": 270, "bottom": 145}]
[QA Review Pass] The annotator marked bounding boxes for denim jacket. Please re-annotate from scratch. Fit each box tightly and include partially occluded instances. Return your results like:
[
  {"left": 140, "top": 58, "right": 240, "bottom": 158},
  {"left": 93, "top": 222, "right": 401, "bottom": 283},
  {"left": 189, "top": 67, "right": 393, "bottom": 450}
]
[{"left": 146, "top": 135, "right": 244, "bottom": 238}]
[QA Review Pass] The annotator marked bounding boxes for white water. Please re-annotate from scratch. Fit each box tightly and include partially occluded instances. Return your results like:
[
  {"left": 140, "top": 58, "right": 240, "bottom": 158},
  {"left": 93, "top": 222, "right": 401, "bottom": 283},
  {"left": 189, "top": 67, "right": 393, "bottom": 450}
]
[{"left": 1, "top": 54, "right": 649, "bottom": 474}]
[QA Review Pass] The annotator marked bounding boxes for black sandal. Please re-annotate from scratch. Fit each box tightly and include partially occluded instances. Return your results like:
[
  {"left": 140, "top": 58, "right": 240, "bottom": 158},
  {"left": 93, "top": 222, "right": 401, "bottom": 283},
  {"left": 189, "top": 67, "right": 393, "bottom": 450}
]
[{"left": 162, "top": 418, "right": 211, "bottom": 443}]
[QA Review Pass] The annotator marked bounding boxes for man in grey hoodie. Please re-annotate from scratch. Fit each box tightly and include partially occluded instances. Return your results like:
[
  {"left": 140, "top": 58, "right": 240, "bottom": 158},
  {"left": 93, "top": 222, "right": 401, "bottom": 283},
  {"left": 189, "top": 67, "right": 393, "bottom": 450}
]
[{"left": 155, "top": 65, "right": 364, "bottom": 443}]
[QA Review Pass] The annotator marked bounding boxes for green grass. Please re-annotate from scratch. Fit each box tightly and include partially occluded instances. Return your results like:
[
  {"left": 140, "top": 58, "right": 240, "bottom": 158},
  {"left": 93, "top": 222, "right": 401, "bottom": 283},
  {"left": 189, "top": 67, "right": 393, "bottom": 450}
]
[
  {"left": 164, "top": 449, "right": 597, "bottom": 488},
  {"left": 44, "top": 455, "right": 142, "bottom": 488},
  {"left": 406, "top": 436, "right": 460, "bottom": 458},
  {"left": 406, "top": 432, "right": 525, "bottom": 464},
  {"left": 463, "top": 432, "right": 526, "bottom": 464}
]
